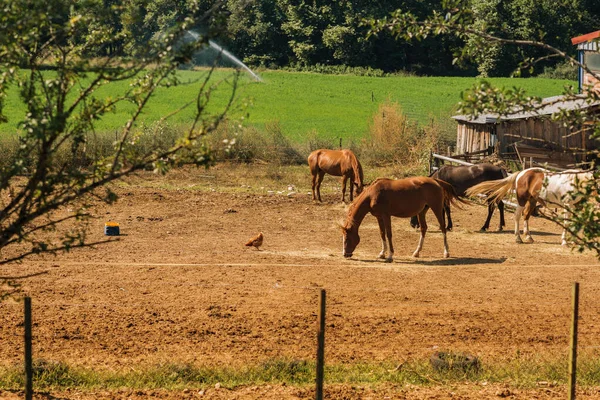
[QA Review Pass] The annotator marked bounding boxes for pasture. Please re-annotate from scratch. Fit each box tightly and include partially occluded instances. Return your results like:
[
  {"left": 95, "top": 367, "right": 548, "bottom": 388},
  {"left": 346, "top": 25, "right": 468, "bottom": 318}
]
[
  {"left": 0, "top": 70, "right": 574, "bottom": 142},
  {"left": 1, "top": 164, "right": 600, "bottom": 399}
]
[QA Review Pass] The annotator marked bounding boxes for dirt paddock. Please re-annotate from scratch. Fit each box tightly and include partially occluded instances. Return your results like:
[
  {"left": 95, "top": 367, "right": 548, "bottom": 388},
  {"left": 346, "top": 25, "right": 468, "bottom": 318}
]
[{"left": 2, "top": 165, "right": 600, "bottom": 399}]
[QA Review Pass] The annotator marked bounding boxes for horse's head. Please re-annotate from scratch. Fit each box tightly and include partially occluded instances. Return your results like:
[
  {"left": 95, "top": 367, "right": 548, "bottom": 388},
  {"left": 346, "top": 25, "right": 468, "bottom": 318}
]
[{"left": 341, "top": 225, "right": 360, "bottom": 258}]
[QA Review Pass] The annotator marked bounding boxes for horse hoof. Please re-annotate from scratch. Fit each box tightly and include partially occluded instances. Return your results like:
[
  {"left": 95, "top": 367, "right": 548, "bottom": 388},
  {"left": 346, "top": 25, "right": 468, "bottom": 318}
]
[
  {"left": 479, "top": 227, "right": 487, "bottom": 232},
  {"left": 384, "top": 257, "right": 393, "bottom": 263},
  {"left": 524, "top": 236, "right": 534, "bottom": 243},
  {"left": 412, "top": 252, "right": 420, "bottom": 258},
  {"left": 443, "top": 251, "right": 450, "bottom": 258},
  {"left": 515, "top": 236, "right": 523, "bottom": 244},
  {"left": 378, "top": 253, "right": 386, "bottom": 259},
  {"left": 497, "top": 227, "right": 503, "bottom": 232}
]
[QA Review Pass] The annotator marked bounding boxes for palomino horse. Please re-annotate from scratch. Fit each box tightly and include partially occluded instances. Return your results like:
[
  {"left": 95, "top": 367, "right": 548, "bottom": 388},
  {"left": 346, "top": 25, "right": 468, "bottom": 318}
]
[
  {"left": 466, "top": 167, "right": 594, "bottom": 245},
  {"left": 308, "top": 149, "right": 364, "bottom": 202},
  {"left": 341, "top": 177, "right": 466, "bottom": 262},
  {"left": 410, "top": 163, "right": 508, "bottom": 231}
]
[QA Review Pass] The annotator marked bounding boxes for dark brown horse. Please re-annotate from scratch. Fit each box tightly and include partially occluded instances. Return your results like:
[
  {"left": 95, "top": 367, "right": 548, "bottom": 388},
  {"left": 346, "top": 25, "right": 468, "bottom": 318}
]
[
  {"left": 410, "top": 163, "right": 508, "bottom": 231},
  {"left": 308, "top": 149, "right": 364, "bottom": 202},
  {"left": 341, "top": 177, "right": 466, "bottom": 262}
]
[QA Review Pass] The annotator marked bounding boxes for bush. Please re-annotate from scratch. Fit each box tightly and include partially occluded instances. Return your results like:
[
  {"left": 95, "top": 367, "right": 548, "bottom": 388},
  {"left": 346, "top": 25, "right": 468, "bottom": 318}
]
[
  {"left": 360, "top": 100, "right": 442, "bottom": 176},
  {"left": 538, "top": 61, "right": 578, "bottom": 80}
]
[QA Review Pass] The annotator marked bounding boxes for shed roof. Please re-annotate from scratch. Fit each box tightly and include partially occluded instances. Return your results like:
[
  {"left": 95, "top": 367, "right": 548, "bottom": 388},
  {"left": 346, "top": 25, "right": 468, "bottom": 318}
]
[
  {"left": 572, "top": 31, "right": 600, "bottom": 45},
  {"left": 452, "top": 95, "right": 600, "bottom": 125},
  {"left": 572, "top": 31, "right": 600, "bottom": 50}
]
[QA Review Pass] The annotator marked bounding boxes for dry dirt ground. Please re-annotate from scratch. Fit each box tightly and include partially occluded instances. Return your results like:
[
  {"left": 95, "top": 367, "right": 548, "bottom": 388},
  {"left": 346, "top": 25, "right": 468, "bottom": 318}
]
[{"left": 2, "top": 165, "right": 600, "bottom": 399}]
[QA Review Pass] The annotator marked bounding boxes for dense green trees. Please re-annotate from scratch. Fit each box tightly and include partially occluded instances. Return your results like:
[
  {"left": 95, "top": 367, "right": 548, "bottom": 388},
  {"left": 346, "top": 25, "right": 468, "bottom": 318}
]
[{"left": 73, "top": 0, "right": 600, "bottom": 76}]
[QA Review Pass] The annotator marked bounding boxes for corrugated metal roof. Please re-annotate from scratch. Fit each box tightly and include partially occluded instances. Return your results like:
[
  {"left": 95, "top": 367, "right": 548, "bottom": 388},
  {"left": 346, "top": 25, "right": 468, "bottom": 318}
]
[
  {"left": 452, "top": 94, "right": 600, "bottom": 125},
  {"left": 578, "top": 42, "right": 599, "bottom": 51}
]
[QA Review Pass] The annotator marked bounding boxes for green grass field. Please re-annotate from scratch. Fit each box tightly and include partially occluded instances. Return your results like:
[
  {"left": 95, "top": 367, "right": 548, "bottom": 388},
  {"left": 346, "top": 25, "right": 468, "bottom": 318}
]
[{"left": 0, "top": 69, "right": 575, "bottom": 142}]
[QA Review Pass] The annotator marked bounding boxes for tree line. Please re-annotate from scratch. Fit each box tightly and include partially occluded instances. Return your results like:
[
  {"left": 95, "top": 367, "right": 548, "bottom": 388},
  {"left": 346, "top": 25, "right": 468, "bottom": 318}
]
[{"left": 84, "top": 0, "right": 600, "bottom": 76}]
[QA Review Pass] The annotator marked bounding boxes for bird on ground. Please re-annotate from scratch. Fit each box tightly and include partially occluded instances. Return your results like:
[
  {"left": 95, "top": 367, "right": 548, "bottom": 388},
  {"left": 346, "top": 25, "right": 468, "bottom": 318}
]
[{"left": 245, "top": 232, "right": 264, "bottom": 250}]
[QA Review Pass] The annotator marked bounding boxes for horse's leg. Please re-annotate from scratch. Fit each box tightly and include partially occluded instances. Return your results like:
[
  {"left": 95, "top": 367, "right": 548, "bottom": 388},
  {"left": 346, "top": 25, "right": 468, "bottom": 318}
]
[
  {"left": 376, "top": 216, "right": 387, "bottom": 259},
  {"left": 480, "top": 201, "right": 495, "bottom": 232},
  {"left": 445, "top": 204, "right": 453, "bottom": 231},
  {"left": 514, "top": 204, "right": 524, "bottom": 244},
  {"left": 349, "top": 179, "right": 354, "bottom": 202},
  {"left": 561, "top": 208, "right": 569, "bottom": 246},
  {"left": 523, "top": 199, "right": 536, "bottom": 243},
  {"left": 432, "top": 205, "right": 450, "bottom": 258},
  {"left": 341, "top": 176, "right": 347, "bottom": 202},
  {"left": 413, "top": 211, "right": 428, "bottom": 258},
  {"left": 410, "top": 205, "right": 429, "bottom": 229},
  {"left": 311, "top": 172, "right": 318, "bottom": 201},
  {"left": 382, "top": 214, "right": 394, "bottom": 262},
  {"left": 409, "top": 215, "right": 419, "bottom": 229},
  {"left": 316, "top": 171, "right": 325, "bottom": 202},
  {"left": 498, "top": 200, "right": 505, "bottom": 231}
]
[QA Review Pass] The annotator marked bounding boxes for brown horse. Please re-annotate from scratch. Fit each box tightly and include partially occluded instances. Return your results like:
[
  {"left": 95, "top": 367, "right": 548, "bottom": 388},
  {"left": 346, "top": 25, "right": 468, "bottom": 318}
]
[
  {"left": 308, "top": 149, "right": 364, "bottom": 202},
  {"left": 341, "top": 177, "right": 466, "bottom": 262},
  {"left": 466, "top": 167, "right": 594, "bottom": 244}
]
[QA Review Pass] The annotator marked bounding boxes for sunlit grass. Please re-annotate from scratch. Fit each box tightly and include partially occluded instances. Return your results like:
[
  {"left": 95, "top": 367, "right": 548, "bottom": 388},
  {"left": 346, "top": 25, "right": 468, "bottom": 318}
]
[
  {"left": 2, "top": 355, "right": 600, "bottom": 392},
  {"left": 0, "top": 69, "right": 574, "bottom": 143}
]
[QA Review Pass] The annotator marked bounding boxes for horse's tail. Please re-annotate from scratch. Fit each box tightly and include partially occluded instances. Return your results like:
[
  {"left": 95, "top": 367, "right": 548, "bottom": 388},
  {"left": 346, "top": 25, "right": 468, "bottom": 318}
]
[
  {"left": 434, "top": 179, "right": 470, "bottom": 210},
  {"left": 465, "top": 171, "right": 519, "bottom": 202},
  {"left": 348, "top": 151, "right": 364, "bottom": 190},
  {"left": 308, "top": 150, "right": 321, "bottom": 174}
]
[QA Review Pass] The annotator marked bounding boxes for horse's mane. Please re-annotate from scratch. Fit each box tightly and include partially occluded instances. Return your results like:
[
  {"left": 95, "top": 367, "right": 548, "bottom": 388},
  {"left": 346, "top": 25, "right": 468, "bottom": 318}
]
[{"left": 343, "top": 182, "right": 373, "bottom": 229}]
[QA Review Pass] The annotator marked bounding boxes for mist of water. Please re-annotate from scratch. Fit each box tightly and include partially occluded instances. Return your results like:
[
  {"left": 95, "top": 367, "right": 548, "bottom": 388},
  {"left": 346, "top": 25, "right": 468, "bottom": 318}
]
[{"left": 185, "top": 31, "right": 262, "bottom": 82}]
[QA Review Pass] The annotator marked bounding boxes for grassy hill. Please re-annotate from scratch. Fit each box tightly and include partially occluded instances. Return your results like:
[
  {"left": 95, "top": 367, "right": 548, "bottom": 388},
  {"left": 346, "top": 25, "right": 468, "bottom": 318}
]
[{"left": 0, "top": 69, "right": 575, "bottom": 142}]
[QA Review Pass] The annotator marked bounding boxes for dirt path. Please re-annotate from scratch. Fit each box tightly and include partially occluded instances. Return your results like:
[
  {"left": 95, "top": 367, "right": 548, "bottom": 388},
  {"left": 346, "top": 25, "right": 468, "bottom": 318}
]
[{"left": 1, "top": 166, "right": 600, "bottom": 398}]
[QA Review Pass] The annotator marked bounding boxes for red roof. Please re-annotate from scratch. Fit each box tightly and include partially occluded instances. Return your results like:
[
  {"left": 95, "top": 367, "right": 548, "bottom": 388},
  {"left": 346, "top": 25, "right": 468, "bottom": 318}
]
[{"left": 572, "top": 31, "right": 600, "bottom": 45}]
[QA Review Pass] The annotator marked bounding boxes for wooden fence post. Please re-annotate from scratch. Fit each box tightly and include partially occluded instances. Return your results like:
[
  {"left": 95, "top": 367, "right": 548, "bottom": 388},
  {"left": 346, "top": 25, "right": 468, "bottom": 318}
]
[
  {"left": 316, "top": 289, "right": 326, "bottom": 400},
  {"left": 568, "top": 282, "right": 580, "bottom": 400},
  {"left": 24, "top": 296, "right": 33, "bottom": 400}
]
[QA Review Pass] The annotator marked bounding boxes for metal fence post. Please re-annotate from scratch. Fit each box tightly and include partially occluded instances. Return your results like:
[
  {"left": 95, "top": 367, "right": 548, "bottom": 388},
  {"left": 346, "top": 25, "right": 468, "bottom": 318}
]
[
  {"left": 316, "top": 289, "right": 326, "bottom": 400},
  {"left": 24, "top": 297, "right": 33, "bottom": 400},
  {"left": 568, "top": 282, "right": 580, "bottom": 400}
]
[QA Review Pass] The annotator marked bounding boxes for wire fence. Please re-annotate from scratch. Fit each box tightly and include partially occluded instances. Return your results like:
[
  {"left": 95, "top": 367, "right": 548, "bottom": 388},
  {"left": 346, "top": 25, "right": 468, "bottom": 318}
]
[{"left": 2, "top": 273, "right": 600, "bottom": 399}]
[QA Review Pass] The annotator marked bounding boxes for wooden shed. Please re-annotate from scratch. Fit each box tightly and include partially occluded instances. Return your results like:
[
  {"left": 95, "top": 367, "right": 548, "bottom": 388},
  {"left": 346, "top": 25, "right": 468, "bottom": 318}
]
[
  {"left": 453, "top": 95, "right": 600, "bottom": 167},
  {"left": 452, "top": 31, "right": 600, "bottom": 168}
]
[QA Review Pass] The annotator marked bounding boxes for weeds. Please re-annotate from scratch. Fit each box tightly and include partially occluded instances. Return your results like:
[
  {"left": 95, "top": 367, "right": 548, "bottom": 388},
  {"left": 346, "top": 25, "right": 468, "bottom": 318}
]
[
  {"left": 0, "top": 104, "right": 450, "bottom": 176},
  {"left": 2, "top": 355, "right": 600, "bottom": 392}
]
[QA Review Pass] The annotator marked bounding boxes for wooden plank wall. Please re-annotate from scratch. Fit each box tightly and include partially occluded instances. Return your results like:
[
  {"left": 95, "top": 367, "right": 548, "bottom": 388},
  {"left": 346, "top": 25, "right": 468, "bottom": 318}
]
[
  {"left": 455, "top": 123, "right": 494, "bottom": 154},
  {"left": 496, "top": 117, "right": 589, "bottom": 152}
]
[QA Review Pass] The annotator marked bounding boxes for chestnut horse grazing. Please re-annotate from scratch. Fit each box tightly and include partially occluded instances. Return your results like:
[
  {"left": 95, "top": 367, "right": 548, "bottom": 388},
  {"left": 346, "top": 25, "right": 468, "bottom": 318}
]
[
  {"left": 410, "top": 163, "right": 508, "bottom": 231},
  {"left": 466, "top": 168, "right": 594, "bottom": 245},
  {"left": 341, "top": 177, "right": 465, "bottom": 261},
  {"left": 308, "top": 149, "right": 364, "bottom": 202}
]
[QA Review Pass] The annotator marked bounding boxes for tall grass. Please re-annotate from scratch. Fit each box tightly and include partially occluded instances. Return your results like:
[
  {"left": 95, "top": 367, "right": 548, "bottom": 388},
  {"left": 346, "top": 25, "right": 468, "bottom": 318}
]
[{"left": 0, "top": 101, "right": 445, "bottom": 176}]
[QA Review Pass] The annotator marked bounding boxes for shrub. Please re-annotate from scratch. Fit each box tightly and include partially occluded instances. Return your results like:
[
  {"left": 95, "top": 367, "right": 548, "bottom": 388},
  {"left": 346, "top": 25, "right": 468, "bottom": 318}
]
[
  {"left": 361, "top": 100, "right": 442, "bottom": 176},
  {"left": 538, "top": 61, "right": 578, "bottom": 80}
]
